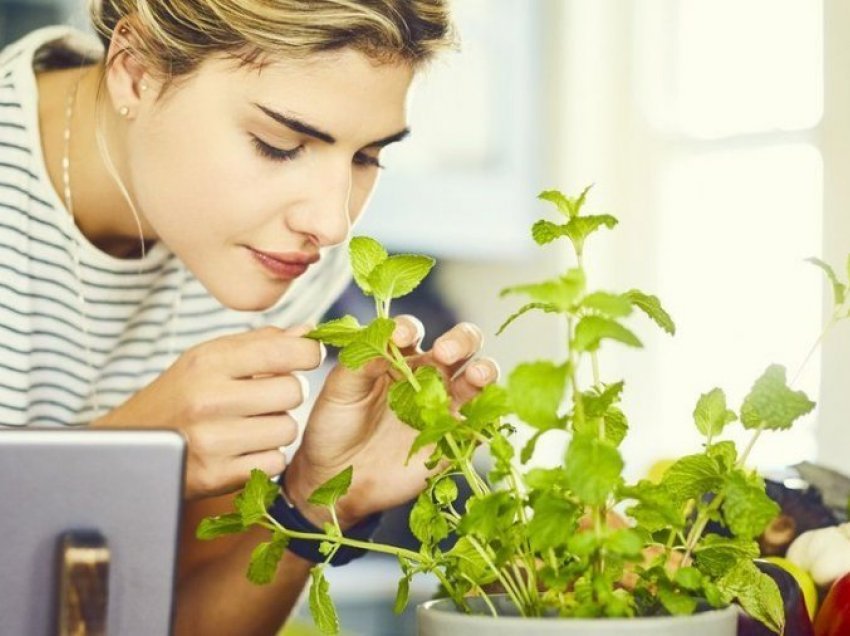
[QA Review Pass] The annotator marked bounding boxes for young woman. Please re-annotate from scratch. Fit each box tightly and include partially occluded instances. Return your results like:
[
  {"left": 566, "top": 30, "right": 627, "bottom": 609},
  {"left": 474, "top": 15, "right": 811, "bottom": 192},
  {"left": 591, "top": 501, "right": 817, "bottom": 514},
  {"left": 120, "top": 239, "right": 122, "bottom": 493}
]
[{"left": 0, "top": 1, "right": 499, "bottom": 633}]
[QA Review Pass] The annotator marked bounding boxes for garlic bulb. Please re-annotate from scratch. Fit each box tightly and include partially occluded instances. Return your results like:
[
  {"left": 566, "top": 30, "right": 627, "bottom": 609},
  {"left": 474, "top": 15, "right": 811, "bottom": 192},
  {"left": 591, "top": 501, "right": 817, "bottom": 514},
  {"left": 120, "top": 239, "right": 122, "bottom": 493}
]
[{"left": 786, "top": 523, "right": 850, "bottom": 586}]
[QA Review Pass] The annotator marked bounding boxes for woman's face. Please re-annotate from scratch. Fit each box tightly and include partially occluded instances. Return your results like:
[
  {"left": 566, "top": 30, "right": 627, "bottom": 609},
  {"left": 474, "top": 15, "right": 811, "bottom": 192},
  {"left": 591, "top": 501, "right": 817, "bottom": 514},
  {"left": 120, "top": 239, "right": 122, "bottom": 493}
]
[{"left": 125, "top": 48, "right": 414, "bottom": 311}]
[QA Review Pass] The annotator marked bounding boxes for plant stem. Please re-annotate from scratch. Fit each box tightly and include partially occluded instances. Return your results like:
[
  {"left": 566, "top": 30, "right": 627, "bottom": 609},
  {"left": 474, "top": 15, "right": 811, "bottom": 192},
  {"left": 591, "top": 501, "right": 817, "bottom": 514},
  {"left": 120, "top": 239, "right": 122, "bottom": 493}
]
[
  {"left": 263, "top": 516, "right": 423, "bottom": 563},
  {"left": 507, "top": 465, "right": 541, "bottom": 604},
  {"left": 682, "top": 496, "right": 724, "bottom": 564},
  {"left": 469, "top": 581, "right": 499, "bottom": 617},
  {"left": 467, "top": 536, "right": 528, "bottom": 616}
]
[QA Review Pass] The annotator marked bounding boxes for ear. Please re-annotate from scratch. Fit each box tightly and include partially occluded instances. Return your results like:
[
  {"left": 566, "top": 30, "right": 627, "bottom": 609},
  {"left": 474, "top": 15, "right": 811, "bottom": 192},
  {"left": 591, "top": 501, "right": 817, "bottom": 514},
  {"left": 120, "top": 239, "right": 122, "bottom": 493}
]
[{"left": 103, "top": 19, "right": 155, "bottom": 119}]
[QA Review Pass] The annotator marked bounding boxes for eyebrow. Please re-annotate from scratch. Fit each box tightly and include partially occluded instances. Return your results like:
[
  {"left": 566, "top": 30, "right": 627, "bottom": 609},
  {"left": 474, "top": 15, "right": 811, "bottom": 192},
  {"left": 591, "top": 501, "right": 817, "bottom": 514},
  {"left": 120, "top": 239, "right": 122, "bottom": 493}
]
[{"left": 254, "top": 103, "right": 411, "bottom": 148}]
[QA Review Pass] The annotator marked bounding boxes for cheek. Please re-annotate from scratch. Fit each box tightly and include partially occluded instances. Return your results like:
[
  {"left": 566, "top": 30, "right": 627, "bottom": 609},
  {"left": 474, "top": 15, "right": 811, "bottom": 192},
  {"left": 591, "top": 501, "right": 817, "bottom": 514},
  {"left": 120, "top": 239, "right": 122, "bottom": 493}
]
[
  {"left": 349, "top": 169, "right": 382, "bottom": 224},
  {"left": 126, "top": 117, "right": 268, "bottom": 247}
]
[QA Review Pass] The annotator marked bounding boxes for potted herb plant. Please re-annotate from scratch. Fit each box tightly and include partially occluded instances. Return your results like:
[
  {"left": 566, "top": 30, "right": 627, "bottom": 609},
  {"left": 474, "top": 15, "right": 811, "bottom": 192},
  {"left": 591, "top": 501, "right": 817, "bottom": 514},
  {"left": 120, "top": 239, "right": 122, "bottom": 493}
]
[{"left": 198, "top": 187, "right": 849, "bottom": 635}]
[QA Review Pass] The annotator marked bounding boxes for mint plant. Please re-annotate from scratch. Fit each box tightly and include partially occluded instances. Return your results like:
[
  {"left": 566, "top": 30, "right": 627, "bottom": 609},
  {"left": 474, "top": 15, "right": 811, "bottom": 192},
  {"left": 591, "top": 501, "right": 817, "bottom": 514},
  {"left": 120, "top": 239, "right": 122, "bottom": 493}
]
[{"left": 198, "top": 188, "right": 848, "bottom": 636}]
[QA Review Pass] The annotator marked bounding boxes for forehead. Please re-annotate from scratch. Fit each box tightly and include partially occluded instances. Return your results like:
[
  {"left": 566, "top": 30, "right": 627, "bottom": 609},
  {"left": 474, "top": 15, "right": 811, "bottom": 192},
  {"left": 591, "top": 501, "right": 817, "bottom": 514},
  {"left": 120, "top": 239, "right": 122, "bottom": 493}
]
[{"left": 192, "top": 48, "right": 414, "bottom": 142}]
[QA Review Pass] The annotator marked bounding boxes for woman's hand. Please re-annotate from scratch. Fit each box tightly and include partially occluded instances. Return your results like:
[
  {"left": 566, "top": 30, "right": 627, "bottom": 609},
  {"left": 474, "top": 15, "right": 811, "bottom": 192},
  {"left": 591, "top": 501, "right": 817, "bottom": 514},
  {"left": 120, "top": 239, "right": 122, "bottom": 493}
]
[
  {"left": 92, "top": 326, "right": 323, "bottom": 500},
  {"left": 284, "top": 316, "right": 500, "bottom": 528}
]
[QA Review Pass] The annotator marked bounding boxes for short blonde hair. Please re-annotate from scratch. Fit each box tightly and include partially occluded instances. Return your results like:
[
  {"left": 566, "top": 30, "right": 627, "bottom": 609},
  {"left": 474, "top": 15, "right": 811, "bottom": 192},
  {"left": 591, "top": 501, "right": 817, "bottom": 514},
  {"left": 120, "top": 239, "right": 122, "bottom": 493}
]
[{"left": 89, "top": 0, "right": 455, "bottom": 80}]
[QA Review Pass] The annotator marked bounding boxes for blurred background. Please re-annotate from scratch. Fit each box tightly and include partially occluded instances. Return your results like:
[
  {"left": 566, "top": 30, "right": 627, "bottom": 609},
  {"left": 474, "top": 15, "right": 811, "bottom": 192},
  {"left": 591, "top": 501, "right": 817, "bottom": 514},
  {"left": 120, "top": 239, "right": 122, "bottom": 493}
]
[{"left": 4, "top": 0, "right": 850, "bottom": 633}]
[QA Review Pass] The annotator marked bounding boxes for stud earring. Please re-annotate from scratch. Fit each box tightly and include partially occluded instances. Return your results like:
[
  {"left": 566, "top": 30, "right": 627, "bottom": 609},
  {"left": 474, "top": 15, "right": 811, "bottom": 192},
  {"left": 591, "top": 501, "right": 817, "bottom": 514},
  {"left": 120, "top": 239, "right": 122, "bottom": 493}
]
[
  {"left": 140, "top": 82, "right": 149, "bottom": 92},
  {"left": 119, "top": 106, "right": 130, "bottom": 117}
]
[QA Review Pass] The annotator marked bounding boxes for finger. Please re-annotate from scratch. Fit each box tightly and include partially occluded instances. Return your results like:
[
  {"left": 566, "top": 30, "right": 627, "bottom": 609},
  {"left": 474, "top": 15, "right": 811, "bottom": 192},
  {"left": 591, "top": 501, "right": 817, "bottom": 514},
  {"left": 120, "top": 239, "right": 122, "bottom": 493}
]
[
  {"left": 450, "top": 358, "right": 500, "bottom": 407},
  {"left": 392, "top": 315, "right": 425, "bottom": 354},
  {"left": 197, "top": 327, "right": 324, "bottom": 378},
  {"left": 188, "top": 414, "right": 300, "bottom": 458},
  {"left": 432, "top": 322, "right": 483, "bottom": 375},
  {"left": 229, "top": 374, "right": 310, "bottom": 416},
  {"left": 228, "top": 448, "right": 288, "bottom": 490}
]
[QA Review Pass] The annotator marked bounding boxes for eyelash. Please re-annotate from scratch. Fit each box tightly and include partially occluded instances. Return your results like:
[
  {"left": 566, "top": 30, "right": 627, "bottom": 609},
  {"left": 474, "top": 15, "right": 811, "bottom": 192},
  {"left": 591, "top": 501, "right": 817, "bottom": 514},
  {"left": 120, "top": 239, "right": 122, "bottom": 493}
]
[{"left": 250, "top": 135, "right": 385, "bottom": 169}]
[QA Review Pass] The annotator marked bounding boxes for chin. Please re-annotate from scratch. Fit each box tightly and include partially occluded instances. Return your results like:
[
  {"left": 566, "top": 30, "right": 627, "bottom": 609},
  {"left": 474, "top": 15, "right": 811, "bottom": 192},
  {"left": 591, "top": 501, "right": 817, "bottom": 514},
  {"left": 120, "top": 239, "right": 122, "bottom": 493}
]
[{"left": 209, "top": 283, "right": 292, "bottom": 313}]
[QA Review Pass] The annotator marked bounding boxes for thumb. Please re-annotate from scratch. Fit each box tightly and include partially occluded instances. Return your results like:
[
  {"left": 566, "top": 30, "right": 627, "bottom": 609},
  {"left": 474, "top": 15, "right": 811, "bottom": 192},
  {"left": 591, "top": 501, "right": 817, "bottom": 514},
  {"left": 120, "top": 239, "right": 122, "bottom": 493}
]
[{"left": 320, "top": 356, "right": 393, "bottom": 405}]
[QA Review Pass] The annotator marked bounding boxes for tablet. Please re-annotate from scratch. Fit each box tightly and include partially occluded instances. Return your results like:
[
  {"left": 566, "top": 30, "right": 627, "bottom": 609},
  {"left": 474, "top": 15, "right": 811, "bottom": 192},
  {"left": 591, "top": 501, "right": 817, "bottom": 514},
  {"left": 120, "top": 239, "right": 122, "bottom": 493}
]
[{"left": 0, "top": 428, "right": 186, "bottom": 636}]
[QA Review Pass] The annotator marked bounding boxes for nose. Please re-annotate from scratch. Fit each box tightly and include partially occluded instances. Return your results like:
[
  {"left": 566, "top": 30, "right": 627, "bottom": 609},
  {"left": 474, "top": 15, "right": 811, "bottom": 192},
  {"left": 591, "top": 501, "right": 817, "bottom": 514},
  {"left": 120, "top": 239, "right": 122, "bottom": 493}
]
[{"left": 287, "top": 166, "right": 352, "bottom": 248}]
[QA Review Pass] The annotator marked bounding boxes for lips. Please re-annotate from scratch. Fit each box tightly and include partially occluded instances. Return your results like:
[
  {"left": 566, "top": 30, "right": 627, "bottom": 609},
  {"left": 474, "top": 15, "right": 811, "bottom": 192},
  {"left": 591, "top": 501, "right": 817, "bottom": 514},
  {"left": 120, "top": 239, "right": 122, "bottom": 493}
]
[{"left": 248, "top": 247, "right": 320, "bottom": 280}]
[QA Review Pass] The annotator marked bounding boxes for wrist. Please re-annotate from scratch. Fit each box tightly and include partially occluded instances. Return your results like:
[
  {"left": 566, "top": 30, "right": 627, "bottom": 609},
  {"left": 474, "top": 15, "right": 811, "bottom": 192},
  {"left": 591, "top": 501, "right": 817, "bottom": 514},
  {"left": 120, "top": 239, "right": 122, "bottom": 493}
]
[
  {"left": 284, "top": 458, "right": 365, "bottom": 531},
  {"left": 272, "top": 470, "right": 383, "bottom": 567}
]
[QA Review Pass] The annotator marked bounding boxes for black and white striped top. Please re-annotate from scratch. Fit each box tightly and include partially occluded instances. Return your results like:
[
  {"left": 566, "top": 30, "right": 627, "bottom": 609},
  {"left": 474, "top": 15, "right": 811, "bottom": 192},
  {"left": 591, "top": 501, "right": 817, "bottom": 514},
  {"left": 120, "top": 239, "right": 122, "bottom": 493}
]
[{"left": 0, "top": 26, "right": 352, "bottom": 427}]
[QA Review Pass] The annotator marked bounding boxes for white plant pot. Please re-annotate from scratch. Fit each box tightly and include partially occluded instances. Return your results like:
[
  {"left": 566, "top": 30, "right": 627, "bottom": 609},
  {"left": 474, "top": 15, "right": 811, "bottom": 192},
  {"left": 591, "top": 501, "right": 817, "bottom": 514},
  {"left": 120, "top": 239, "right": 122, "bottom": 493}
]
[{"left": 417, "top": 595, "right": 739, "bottom": 636}]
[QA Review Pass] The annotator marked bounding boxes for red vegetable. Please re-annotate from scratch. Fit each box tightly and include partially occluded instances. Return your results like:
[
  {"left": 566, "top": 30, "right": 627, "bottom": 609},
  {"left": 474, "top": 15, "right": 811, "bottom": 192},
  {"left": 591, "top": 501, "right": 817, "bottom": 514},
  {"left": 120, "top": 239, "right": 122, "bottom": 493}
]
[{"left": 814, "top": 572, "right": 850, "bottom": 636}]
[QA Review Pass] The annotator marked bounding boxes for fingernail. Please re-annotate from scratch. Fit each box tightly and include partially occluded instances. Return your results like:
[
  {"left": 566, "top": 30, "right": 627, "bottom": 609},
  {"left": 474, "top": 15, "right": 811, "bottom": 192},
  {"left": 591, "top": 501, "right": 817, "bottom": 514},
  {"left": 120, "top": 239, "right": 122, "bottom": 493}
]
[
  {"left": 318, "top": 342, "right": 327, "bottom": 365},
  {"left": 472, "top": 363, "right": 491, "bottom": 382},
  {"left": 294, "top": 373, "right": 310, "bottom": 403},
  {"left": 440, "top": 340, "right": 459, "bottom": 363},
  {"left": 394, "top": 324, "right": 413, "bottom": 343}
]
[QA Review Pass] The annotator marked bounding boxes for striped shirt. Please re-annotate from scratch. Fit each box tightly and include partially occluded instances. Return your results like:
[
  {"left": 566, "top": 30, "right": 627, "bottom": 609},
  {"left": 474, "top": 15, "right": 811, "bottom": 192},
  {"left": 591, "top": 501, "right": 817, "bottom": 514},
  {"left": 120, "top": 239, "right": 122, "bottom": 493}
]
[{"left": 0, "top": 26, "right": 352, "bottom": 427}]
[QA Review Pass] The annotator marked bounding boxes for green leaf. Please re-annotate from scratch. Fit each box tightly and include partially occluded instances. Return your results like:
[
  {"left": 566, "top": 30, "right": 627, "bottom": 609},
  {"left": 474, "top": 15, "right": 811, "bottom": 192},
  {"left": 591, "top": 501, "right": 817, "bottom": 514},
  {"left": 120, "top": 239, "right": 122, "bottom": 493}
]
[
  {"left": 349, "top": 236, "right": 387, "bottom": 295},
  {"left": 394, "top": 576, "right": 411, "bottom": 614},
  {"left": 693, "top": 388, "right": 737, "bottom": 438},
  {"left": 740, "top": 364, "right": 816, "bottom": 431},
  {"left": 409, "top": 492, "right": 449, "bottom": 544},
  {"left": 662, "top": 454, "right": 723, "bottom": 502},
  {"left": 625, "top": 289, "right": 676, "bottom": 336},
  {"left": 581, "top": 382, "right": 625, "bottom": 418},
  {"left": 528, "top": 492, "right": 579, "bottom": 552},
  {"left": 461, "top": 384, "right": 511, "bottom": 430},
  {"left": 500, "top": 269, "right": 586, "bottom": 311},
  {"left": 717, "top": 560, "right": 785, "bottom": 635},
  {"left": 721, "top": 470, "right": 780, "bottom": 539},
  {"left": 338, "top": 317, "right": 395, "bottom": 370},
  {"left": 235, "top": 469, "right": 279, "bottom": 526},
  {"left": 538, "top": 185, "right": 593, "bottom": 218},
  {"left": 388, "top": 378, "right": 422, "bottom": 430},
  {"left": 407, "top": 411, "right": 457, "bottom": 460},
  {"left": 447, "top": 536, "right": 497, "bottom": 584},
  {"left": 602, "top": 407, "right": 629, "bottom": 446},
  {"left": 196, "top": 513, "right": 244, "bottom": 540},
  {"left": 309, "top": 565, "right": 341, "bottom": 635},
  {"left": 507, "top": 360, "right": 569, "bottom": 430},
  {"left": 573, "top": 316, "right": 642, "bottom": 353},
  {"left": 693, "top": 534, "right": 760, "bottom": 577},
  {"left": 308, "top": 466, "right": 353, "bottom": 507},
  {"left": 524, "top": 466, "right": 571, "bottom": 491},
  {"left": 580, "top": 292, "right": 633, "bottom": 318},
  {"left": 247, "top": 531, "right": 289, "bottom": 585},
  {"left": 807, "top": 256, "right": 846, "bottom": 306},
  {"left": 367, "top": 254, "right": 435, "bottom": 300},
  {"left": 562, "top": 214, "right": 619, "bottom": 251},
  {"left": 305, "top": 315, "right": 363, "bottom": 347},
  {"left": 564, "top": 434, "right": 623, "bottom": 505},
  {"left": 457, "top": 492, "right": 517, "bottom": 542},
  {"left": 414, "top": 365, "right": 451, "bottom": 413},
  {"left": 489, "top": 432, "right": 514, "bottom": 468},
  {"left": 538, "top": 189, "right": 574, "bottom": 218},
  {"left": 433, "top": 477, "right": 458, "bottom": 505},
  {"left": 623, "top": 481, "right": 685, "bottom": 533},
  {"left": 496, "top": 301, "right": 560, "bottom": 335},
  {"left": 532, "top": 220, "right": 569, "bottom": 245},
  {"left": 674, "top": 567, "right": 702, "bottom": 591},
  {"left": 389, "top": 367, "right": 447, "bottom": 431},
  {"left": 707, "top": 440, "right": 738, "bottom": 471},
  {"left": 658, "top": 583, "right": 698, "bottom": 616},
  {"left": 520, "top": 430, "right": 544, "bottom": 463},
  {"left": 606, "top": 529, "right": 643, "bottom": 557}
]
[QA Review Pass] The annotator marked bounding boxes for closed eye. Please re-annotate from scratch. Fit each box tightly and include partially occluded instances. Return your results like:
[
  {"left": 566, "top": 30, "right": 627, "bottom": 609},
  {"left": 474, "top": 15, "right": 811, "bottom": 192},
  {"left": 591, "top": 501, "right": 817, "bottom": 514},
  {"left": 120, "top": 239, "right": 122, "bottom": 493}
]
[{"left": 250, "top": 134, "right": 303, "bottom": 162}]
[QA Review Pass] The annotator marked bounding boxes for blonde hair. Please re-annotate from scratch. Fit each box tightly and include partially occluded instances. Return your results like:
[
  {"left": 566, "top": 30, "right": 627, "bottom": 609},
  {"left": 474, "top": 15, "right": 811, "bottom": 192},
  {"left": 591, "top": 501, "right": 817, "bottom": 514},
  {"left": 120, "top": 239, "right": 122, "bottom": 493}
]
[{"left": 89, "top": 0, "right": 455, "bottom": 82}]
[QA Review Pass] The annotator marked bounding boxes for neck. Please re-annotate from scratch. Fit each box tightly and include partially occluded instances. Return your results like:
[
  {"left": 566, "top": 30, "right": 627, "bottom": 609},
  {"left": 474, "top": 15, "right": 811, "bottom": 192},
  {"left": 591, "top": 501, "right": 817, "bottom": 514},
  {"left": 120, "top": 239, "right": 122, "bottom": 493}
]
[{"left": 39, "top": 64, "right": 157, "bottom": 259}]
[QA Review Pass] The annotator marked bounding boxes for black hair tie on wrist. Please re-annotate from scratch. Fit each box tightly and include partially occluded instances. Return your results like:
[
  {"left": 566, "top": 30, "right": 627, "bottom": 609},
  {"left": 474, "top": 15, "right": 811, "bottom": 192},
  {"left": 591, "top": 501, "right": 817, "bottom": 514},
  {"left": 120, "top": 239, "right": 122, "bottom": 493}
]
[{"left": 269, "top": 473, "right": 382, "bottom": 567}]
